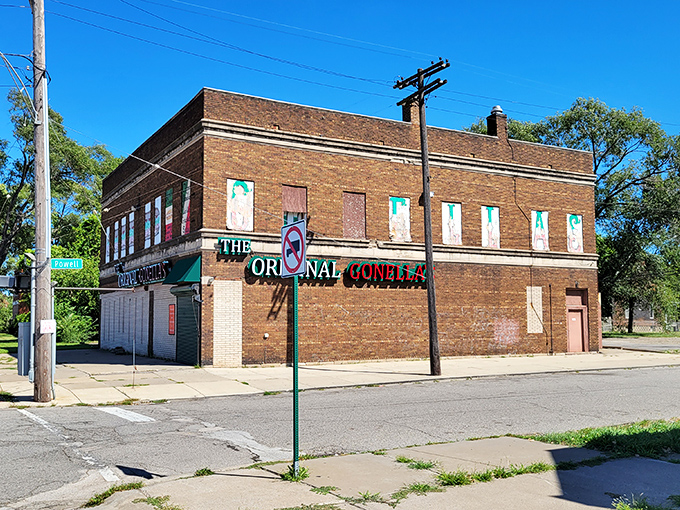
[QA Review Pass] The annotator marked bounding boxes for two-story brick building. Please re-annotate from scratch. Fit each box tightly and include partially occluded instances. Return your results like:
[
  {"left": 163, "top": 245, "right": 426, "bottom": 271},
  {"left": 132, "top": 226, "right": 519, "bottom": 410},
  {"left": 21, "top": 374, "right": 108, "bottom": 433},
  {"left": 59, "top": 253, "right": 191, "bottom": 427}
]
[{"left": 99, "top": 88, "right": 599, "bottom": 367}]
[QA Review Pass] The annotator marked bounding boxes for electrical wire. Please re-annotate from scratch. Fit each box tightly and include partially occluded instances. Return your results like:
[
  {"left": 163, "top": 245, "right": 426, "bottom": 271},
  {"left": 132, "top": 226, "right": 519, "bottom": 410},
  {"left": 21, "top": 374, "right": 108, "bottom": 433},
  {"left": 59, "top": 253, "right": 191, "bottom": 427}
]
[
  {"left": 46, "top": 10, "right": 401, "bottom": 101},
  {"left": 51, "top": 0, "right": 388, "bottom": 85}
]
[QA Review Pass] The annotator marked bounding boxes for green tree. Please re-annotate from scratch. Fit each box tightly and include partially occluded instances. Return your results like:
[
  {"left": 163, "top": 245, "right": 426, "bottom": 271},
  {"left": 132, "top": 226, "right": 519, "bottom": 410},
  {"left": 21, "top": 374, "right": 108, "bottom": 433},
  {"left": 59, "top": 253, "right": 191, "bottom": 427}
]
[
  {"left": 464, "top": 117, "right": 542, "bottom": 143},
  {"left": 0, "top": 89, "right": 121, "bottom": 268},
  {"left": 536, "top": 98, "right": 669, "bottom": 220}
]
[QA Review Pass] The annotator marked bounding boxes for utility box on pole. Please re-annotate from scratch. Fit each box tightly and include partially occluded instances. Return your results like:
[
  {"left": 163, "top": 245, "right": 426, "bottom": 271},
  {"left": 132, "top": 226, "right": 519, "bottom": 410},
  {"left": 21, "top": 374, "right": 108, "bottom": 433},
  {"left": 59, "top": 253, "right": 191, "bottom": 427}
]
[{"left": 17, "top": 322, "right": 31, "bottom": 376}]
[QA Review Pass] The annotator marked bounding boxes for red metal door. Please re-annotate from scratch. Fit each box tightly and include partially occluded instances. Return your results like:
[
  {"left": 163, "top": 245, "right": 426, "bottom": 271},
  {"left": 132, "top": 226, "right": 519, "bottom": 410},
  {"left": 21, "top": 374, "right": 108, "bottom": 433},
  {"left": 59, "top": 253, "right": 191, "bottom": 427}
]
[{"left": 567, "top": 309, "right": 584, "bottom": 352}]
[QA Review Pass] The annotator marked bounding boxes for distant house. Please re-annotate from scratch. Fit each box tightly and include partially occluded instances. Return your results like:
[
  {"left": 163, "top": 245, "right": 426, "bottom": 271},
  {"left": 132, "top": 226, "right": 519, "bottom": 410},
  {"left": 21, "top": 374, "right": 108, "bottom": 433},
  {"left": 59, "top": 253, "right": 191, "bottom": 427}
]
[{"left": 610, "top": 303, "right": 673, "bottom": 333}]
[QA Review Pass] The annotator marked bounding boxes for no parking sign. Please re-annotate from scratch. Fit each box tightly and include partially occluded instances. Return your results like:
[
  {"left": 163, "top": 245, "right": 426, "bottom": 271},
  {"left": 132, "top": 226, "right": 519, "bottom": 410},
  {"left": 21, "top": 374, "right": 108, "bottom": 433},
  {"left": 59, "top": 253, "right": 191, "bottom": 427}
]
[{"left": 281, "top": 219, "right": 306, "bottom": 278}]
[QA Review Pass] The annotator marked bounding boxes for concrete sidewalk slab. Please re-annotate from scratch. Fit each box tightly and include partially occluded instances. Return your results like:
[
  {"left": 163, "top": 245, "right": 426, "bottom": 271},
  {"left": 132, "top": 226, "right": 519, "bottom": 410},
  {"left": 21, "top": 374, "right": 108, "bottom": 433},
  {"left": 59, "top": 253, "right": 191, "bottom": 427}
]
[
  {"left": 387, "top": 437, "right": 602, "bottom": 472},
  {"left": 272, "top": 453, "right": 435, "bottom": 500},
  {"left": 98, "top": 469, "right": 346, "bottom": 510}
]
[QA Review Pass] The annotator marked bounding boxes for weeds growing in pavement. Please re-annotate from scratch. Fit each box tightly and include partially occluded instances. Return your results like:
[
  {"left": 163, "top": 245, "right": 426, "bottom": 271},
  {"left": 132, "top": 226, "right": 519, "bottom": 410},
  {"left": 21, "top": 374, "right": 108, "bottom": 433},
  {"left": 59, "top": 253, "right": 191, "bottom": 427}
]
[
  {"left": 280, "top": 465, "right": 309, "bottom": 482},
  {"left": 83, "top": 482, "right": 143, "bottom": 507},
  {"left": 310, "top": 486, "right": 338, "bottom": 495},
  {"left": 194, "top": 467, "right": 214, "bottom": 477},
  {"left": 132, "top": 495, "right": 184, "bottom": 510}
]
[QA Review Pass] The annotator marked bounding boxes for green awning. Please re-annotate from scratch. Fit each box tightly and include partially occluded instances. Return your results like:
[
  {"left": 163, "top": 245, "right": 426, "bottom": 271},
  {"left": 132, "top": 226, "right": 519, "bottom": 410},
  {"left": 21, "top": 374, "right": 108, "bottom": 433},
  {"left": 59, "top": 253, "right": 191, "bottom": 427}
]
[{"left": 163, "top": 255, "right": 201, "bottom": 285}]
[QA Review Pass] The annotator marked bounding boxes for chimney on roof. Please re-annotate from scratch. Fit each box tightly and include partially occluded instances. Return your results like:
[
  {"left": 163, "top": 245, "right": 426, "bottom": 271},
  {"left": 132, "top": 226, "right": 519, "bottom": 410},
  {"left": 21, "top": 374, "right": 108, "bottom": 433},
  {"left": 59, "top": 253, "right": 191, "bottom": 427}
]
[
  {"left": 486, "top": 105, "right": 507, "bottom": 140},
  {"left": 402, "top": 101, "right": 419, "bottom": 125}
]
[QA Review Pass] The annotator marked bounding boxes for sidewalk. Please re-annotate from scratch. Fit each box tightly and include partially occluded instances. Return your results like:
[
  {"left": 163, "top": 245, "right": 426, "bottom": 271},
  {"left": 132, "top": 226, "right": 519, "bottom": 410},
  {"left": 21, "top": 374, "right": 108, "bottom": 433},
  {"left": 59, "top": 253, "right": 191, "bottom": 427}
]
[
  {"left": 3, "top": 348, "right": 680, "bottom": 509},
  {"left": 1, "top": 347, "right": 680, "bottom": 407},
  {"left": 80, "top": 436, "right": 680, "bottom": 510}
]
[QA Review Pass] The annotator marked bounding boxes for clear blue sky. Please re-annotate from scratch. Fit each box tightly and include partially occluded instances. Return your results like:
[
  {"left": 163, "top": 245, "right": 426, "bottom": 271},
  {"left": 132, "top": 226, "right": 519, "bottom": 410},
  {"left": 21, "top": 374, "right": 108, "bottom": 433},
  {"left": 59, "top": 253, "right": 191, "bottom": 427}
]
[{"left": 1, "top": 0, "right": 679, "bottom": 160}]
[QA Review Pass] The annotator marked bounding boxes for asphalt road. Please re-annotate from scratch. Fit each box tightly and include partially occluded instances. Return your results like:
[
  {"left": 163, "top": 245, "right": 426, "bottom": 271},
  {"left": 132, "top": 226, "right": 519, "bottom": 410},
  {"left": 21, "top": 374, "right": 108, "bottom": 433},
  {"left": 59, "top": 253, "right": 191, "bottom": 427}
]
[{"left": 2, "top": 366, "right": 680, "bottom": 507}]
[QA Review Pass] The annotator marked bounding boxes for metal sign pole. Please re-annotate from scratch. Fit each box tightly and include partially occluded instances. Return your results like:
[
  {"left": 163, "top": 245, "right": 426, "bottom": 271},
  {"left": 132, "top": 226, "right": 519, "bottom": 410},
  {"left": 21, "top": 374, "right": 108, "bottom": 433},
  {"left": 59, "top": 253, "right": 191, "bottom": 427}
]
[{"left": 293, "top": 274, "right": 299, "bottom": 477}]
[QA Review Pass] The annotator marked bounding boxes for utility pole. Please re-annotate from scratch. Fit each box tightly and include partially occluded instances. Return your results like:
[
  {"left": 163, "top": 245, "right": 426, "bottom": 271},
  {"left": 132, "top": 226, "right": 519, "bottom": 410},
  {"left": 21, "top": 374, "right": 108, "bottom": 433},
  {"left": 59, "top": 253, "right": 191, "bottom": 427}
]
[
  {"left": 31, "top": 0, "right": 53, "bottom": 402},
  {"left": 394, "top": 59, "right": 449, "bottom": 376}
]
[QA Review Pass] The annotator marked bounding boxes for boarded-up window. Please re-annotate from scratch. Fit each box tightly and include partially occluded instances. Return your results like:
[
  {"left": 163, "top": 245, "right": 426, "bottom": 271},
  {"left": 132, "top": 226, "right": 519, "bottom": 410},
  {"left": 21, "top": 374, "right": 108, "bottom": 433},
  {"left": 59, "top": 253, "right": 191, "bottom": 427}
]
[
  {"left": 343, "top": 192, "right": 366, "bottom": 239},
  {"left": 282, "top": 185, "right": 307, "bottom": 213},
  {"left": 527, "top": 286, "right": 543, "bottom": 334}
]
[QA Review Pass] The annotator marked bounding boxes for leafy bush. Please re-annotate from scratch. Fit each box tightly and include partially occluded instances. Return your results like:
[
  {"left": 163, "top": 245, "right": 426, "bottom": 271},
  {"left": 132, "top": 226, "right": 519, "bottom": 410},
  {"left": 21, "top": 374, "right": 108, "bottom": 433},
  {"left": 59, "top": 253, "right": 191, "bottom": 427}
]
[
  {"left": 0, "top": 295, "right": 13, "bottom": 334},
  {"left": 55, "top": 302, "right": 97, "bottom": 343}
]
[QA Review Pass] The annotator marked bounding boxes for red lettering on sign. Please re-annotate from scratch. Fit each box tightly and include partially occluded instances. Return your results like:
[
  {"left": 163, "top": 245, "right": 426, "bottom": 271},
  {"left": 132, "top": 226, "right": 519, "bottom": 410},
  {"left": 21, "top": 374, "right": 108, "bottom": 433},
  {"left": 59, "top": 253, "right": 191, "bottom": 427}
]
[
  {"left": 348, "top": 263, "right": 361, "bottom": 280},
  {"left": 168, "top": 304, "right": 175, "bottom": 335},
  {"left": 403, "top": 264, "right": 414, "bottom": 281},
  {"left": 373, "top": 263, "right": 384, "bottom": 281},
  {"left": 361, "top": 263, "right": 372, "bottom": 280},
  {"left": 414, "top": 264, "right": 425, "bottom": 281},
  {"left": 385, "top": 264, "right": 395, "bottom": 281},
  {"left": 395, "top": 264, "right": 405, "bottom": 281}
]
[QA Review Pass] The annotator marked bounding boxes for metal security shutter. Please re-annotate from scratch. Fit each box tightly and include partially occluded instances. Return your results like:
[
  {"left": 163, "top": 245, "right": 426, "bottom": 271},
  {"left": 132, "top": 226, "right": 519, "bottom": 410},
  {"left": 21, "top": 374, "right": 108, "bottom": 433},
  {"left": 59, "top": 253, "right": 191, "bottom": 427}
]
[{"left": 171, "top": 287, "right": 199, "bottom": 366}]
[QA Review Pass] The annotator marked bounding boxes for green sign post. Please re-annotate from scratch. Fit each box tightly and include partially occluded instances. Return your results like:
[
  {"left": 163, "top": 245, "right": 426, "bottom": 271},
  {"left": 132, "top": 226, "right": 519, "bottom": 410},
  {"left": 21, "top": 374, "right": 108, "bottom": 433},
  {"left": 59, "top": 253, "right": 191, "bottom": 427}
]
[
  {"left": 51, "top": 258, "right": 83, "bottom": 270},
  {"left": 281, "top": 220, "right": 306, "bottom": 477}
]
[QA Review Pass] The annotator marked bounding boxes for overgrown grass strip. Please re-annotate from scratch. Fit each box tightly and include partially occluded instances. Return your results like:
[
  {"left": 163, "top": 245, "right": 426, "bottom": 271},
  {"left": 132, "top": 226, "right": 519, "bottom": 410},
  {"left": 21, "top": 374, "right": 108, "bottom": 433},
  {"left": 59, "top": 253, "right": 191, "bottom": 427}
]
[
  {"left": 522, "top": 419, "right": 680, "bottom": 459},
  {"left": 83, "top": 482, "right": 143, "bottom": 507}
]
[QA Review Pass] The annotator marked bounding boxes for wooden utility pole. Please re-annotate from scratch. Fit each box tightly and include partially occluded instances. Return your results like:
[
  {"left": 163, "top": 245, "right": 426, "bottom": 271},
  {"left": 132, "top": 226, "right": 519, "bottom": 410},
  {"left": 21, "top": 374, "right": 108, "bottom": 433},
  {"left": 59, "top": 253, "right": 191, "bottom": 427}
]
[
  {"left": 394, "top": 59, "right": 449, "bottom": 376},
  {"left": 31, "top": 0, "right": 53, "bottom": 402}
]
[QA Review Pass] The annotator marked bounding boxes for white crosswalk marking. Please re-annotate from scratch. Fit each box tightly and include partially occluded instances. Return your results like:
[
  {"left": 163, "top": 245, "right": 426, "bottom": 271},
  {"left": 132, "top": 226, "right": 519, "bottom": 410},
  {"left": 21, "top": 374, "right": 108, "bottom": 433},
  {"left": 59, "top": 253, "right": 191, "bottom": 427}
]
[{"left": 97, "top": 407, "right": 155, "bottom": 422}]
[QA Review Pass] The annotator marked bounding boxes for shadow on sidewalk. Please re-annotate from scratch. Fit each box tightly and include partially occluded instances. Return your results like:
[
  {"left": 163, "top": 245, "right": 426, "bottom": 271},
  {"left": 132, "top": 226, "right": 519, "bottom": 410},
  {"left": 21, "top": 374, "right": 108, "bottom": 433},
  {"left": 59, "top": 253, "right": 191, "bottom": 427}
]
[{"left": 550, "top": 428, "right": 680, "bottom": 508}]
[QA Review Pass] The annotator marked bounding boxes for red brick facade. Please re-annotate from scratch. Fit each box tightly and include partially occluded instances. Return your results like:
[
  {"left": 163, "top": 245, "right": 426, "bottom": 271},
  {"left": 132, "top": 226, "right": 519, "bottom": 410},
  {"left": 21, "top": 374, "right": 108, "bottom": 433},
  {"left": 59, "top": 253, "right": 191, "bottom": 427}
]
[{"left": 100, "top": 88, "right": 598, "bottom": 367}]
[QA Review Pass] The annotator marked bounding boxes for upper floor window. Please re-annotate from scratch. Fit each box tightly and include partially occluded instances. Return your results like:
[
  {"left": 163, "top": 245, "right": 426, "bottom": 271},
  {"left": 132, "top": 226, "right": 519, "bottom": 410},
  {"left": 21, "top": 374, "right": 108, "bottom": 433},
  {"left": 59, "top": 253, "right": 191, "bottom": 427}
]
[
  {"left": 481, "top": 205, "right": 500, "bottom": 248},
  {"left": 531, "top": 210, "right": 549, "bottom": 251},
  {"left": 343, "top": 192, "right": 366, "bottom": 239},
  {"left": 282, "top": 185, "right": 307, "bottom": 225},
  {"left": 389, "top": 196, "right": 411, "bottom": 242},
  {"left": 227, "top": 179, "right": 254, "bottom": 231},
  {"left": 442, "top": 202, "right": 462, "bottom": 245}
]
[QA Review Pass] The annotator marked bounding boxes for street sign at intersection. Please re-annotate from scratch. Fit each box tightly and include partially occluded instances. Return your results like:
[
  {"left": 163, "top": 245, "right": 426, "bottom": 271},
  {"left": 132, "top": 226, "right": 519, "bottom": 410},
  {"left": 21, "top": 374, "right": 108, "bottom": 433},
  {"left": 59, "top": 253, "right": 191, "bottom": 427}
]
[
  {"left": 281, "top": 220, "right": 306, "bottom": 278},
  {"left": 51, "top": 258, "right": 83, "bottom": 270}
]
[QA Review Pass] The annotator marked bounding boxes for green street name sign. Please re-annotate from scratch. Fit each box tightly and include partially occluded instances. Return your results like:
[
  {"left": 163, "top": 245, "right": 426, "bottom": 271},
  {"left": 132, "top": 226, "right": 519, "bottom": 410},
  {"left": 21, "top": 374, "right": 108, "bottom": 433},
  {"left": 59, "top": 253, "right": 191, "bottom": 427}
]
[{"left": 51, "top": 258, "right": 83, "bottom": 270}]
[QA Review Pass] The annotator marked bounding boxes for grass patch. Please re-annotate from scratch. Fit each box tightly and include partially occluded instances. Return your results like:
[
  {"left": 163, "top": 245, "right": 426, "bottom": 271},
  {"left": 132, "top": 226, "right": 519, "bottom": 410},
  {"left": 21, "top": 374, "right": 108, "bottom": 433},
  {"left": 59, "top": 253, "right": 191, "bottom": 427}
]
[
  {"left": 437, "top": 470, "right": 473, "bottom": 486},
  {"left": 0, "top": 337, "right": 98, "bottom": 355},
  {"left": 611, "top": 494, "right": 670, "bottom": 510},
  {"left": 371, "top": 449, "right": 387, "bottom": 455},
  {"left": 603, "top": 331, "right": 680, "bottom": 338},
  {"left": 123, "top": 383, "right": 149, "bottom": 387},
  {"left": 438, "top": 462, "right": 555, "bottom": 488},
  {"left": 310, "top": 486, "right": 338, "bottom": 495},
  {"left": 524, "top": 419, "right": 680, "bottom": 459},
  {"left": 194, "top": 467, "right": 214, "bottom": 477},
  {"left": 97, "top": 398, "right": 139, "bottom": 406},
  {"left": 83, "top": 482, "right": 143, "bottom": 507},
  {"left": 152, "top": 399, "right": 167, "bottom": 404},
  {"left": 0, "top": 390, "right": 15, "bottom": 402},
  {"left": 394, "top": 455, "right": 437, "bottom": 470},
  {"left": 275, "top": 505, "right": 341, "bottom": 510},
  {"left": 392, "top": 482, "right": 443, "bottom": 502},
  {"left": 280, "top": 465, "right": 309, "bottom": 482},
  {"left": 263, "top": 391, "right": 281, "bottom": 396},
  {"left": 132, "top": 495, "right": 184, "bottom": 510}
]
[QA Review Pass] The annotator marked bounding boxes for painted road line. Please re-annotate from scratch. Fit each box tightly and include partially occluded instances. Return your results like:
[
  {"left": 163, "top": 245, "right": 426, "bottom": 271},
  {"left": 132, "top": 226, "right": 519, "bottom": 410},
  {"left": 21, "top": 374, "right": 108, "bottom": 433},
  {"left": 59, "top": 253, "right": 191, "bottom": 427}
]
[
  {"left": 97, "top": 407, "right": 156, "bottom": 423},
  {"left": 17, "top": 409, "right": 120, "bottom": 482}
]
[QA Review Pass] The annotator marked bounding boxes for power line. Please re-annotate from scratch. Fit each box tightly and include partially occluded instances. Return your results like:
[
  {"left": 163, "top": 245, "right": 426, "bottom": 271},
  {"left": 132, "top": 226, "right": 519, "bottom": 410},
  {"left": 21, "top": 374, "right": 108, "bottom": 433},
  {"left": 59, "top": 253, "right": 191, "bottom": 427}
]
[
  {"left": 51, "top": 0, "right": 388, "bottom": 85},
  {"left": 46, "top": 10, "right": 401, "bottom": 101}
]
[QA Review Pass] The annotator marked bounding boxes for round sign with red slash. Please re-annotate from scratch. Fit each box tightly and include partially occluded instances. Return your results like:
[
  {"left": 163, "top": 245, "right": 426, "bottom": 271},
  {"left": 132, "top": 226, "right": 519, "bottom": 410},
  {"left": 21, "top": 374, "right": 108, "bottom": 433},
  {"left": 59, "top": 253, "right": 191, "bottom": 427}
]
[{"left": 281, "top": 220, "right": 306, "bottom": 277}]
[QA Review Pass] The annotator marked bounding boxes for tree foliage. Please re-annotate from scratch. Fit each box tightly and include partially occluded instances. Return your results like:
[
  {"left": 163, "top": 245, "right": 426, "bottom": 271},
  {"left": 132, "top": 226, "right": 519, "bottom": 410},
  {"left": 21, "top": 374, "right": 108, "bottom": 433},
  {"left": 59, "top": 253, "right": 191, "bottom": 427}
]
[
  {"left": 0, "top": 89, "right": 121, "bottom": 269},
  {"left": 464, "top": 117, "right": 542, "bottom": 143}
]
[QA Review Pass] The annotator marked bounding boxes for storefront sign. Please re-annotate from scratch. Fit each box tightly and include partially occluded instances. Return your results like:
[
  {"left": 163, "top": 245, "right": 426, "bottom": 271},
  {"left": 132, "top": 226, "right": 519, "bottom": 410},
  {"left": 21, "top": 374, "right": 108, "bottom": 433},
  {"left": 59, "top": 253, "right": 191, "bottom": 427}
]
[
  {"left": 218, "top": 237, "right": 252, "bottom": 255},
  {"left": 168, "top": 304, "right": 175, "bottom": 335},
  {"left": 118, "top": 260, "right": 171, "bottom": 288},
  {"left": 346, "top": 261, "right": 426, "bottom": 282},
  {"left": 248, "top": 256, "right": 341, "bottom": 280}
]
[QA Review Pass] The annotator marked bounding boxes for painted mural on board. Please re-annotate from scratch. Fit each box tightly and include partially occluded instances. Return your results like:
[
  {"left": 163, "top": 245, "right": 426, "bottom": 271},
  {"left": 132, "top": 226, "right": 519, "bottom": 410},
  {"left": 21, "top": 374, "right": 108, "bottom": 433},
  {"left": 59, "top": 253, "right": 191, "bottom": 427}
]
[
  {"left": 227, "top": 179, "right": 254, "bottom": 231},
  {"left": 120, "top": 216, "right": 127, "bottom": 258},
  {"left": 389, "top": 197, "right": 411, "bottom": 242},
  {"left": 128, "top": 211, "right": 134, "bottom": 255},
  {"left": 144, "top": 201, "right": 151, "bottom": 248},
  {"left": 481, "top": 206, "right": 500, "bottom": 248},
  {"left": 154, "top": 195, "right": 162, "bottom": 245},
  {"left": 442, "top": 202, "right": 462, "bottom": 245},
  {"left": 164, "top": 189, "right": 173, "bottom": 241},
  {"left": 567, "top": 214, "right": 584, "bottom": 253},
  {"left": 531, "top": 210, "right": 549, "bottom": 251},
  {"left": 181, "top": 181, "right": 191, "bottom": 235}
]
